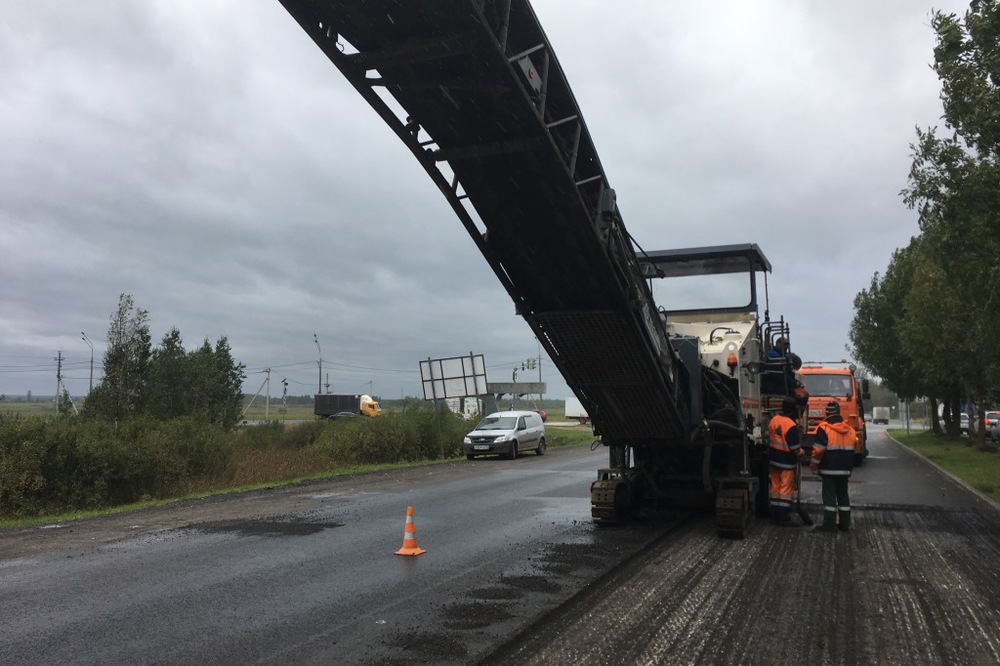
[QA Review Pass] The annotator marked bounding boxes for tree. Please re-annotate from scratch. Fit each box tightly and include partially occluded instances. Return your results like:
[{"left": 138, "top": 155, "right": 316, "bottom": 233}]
[
  {"left": 57, "top": 389, "right": 75, "bottom": 416},
  {"left": 897, "top": 253, "right": 971, "bottom": 435},
  {"left": 84, "top": 295, "right": 245, "bottom": 428},
  {"left": 206, "top": 336, "right": 246, "bottom": 429},
  {"left": 182, "top": 337, "right": 245, "bottom": 429},
  {"left": 84, "top": 294, "right": 151, "bottom": 420},
  {"left": 931, "top": 2, "right": 1000, "bottom": 159},
  {"left": 903, "top": 123, "right": 1000, "bottom": 405},
  {"left": 145, "top": 328, "right": 189, "bottom": 421},
  {"left": 142, "top": 333, "right": 246, "bottom": 428},
  {"left": 892, "top": 3, "right": 1000, "bottom": 430},
  {"left": 850, "top": 240, "right": 925, "bottom": 400}
]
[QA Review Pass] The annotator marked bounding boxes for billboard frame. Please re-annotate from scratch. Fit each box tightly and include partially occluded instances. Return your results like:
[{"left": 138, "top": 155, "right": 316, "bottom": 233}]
[{"left": 420, "top": 353, "right": 488, "bottom": 401}]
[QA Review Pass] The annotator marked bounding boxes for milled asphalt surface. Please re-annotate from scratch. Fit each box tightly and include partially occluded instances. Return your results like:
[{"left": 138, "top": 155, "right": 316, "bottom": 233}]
[{"left": 481, "top": 425, "right": 1000, "bottom": 665}]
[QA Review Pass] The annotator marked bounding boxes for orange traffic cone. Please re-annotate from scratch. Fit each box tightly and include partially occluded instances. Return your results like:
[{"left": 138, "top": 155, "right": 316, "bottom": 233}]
[{"left": 394, "top": 506, "right": 427, "bottom": 556}]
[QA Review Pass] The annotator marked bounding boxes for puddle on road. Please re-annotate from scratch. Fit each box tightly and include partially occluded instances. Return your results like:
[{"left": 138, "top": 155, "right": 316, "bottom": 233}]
[{"left": 187, "top": 518, "right": 342, "bottom": 537}]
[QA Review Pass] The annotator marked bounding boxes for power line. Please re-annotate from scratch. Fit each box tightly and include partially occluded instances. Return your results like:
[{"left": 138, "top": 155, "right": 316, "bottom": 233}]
[{"left": 245, "top": 359, "right": 419, "bottom": 375}]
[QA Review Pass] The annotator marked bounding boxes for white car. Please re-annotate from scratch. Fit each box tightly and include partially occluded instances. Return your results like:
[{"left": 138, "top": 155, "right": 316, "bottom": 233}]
[{"left": 463, "top": 411, "right": 546, "bottom": 460}]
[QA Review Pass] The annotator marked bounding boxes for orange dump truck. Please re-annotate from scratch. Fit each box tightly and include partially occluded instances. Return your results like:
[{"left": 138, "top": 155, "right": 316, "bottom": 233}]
[{"left": 798, "top": 363, "right": 870, "bottom": 465}]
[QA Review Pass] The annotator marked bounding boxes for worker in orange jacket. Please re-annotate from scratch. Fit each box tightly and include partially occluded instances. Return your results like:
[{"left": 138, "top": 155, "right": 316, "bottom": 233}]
[
  {"left": 768, "top": 397, "right": 802, "bottom": 525},
  {"left": 811, "top": 401, "right": 858, "bottom": 532}
]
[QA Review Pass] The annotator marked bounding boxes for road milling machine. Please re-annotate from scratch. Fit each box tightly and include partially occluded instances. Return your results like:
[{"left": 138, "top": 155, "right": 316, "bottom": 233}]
[{"left": 277, "top": 0, "right": 798, "bottom": 536}]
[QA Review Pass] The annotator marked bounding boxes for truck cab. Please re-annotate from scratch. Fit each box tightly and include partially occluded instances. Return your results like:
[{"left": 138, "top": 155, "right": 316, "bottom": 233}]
[
  {"left": 798, "top": 364, "right": 869, "bottom": 465},
  {"left": 360, "top": 394, "right": 382, "bottom": 418}
]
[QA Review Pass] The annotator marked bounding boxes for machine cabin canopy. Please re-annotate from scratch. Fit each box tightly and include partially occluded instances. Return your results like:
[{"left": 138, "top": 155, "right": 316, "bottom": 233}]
[{"left": 637, "top": 243, "right": 773, "bottom": 316}]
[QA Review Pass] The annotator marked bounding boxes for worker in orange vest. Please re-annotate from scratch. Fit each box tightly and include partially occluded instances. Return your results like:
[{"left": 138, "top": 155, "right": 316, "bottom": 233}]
[
  {"left": 768, "top": 397, "right": 802, "bottom": 525},
  {"left": 811, "top": 400, "right": 858, "bottom": 532}
]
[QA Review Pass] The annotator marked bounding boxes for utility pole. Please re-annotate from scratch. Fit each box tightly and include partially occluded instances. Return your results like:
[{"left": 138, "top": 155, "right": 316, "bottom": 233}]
[
  {"left": 240, "top": 368, "right": 273, "bottom": 422},
  {"left": 282, "top": 378, "right": 289, "bottom": 421},
  {"left": 53, "top": 351, "right": 79, "bottom": 415},
  {"left": 537, "top": 337, "right": 543, "bottom": 401},
  {"left": 427, "top": 357, "right": 442, "bottom": 459},
  {"left": 81, "top": 332, "right": 94, "bottom": 394},
  {"left": 314, "top": 333, "right": 323, "bottom": 395},
  {"left": 54, "top": 350, "right": 63, "bottom": 412}
]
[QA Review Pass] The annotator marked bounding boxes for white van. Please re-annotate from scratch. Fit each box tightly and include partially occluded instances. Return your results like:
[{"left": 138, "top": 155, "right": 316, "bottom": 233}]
[{"left": 463, "top": 410, "right": 546, "bottom": 460}]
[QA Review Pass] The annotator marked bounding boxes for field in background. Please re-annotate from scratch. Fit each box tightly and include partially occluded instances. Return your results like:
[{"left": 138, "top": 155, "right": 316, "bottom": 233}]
[
  {"left": 0, "top": 396, "right": 573, "bottom": 422},
  {"left": 240, "top": 397, "right": 572, "bottom": 422},
  {"left": 0, "top": 401, "right": 64, "bottom": 416}
]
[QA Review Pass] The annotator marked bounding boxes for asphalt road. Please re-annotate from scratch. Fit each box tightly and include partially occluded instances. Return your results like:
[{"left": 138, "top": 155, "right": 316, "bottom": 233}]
[
  {"left": 2, "top": 427, "right": 998, "bottom": 665},
  {"left": 0, "top": 444, "right": 678, "bottom": 665}
]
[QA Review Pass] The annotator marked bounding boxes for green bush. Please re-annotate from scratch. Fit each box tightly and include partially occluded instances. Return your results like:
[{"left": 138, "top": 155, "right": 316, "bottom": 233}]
[
  {"left": 234, "top": 420, "right": 326, "bottom": 449},
  {"left": 307, "top": 406, "right": 467, "bottom": 465},
  {"left": 279, "top": 419, "right": 327, "bottom": 448},
  {"left": 0, "top": 416, "right": 46, "bottom": 513},
  {"left": 0, "top": 404, "right": 546, "bottom": 519},
  {"left": 0, "top": 414, "right": 233, "bottom": 517}
]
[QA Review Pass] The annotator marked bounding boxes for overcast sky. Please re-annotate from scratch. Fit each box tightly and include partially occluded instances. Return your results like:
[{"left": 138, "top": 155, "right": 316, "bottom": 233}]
[{"left": 1, "top": 0, "right": 969, "bottom": 403}]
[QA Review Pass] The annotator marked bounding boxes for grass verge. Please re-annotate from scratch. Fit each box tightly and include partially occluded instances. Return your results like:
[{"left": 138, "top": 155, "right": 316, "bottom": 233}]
[
  {"left": 890, "top": 429, "right": 1000, "bottom": 503},
  {"left": 0, "top": 458, "right": 453, "bottom": 529},
  {"left": 0, "top": 424, "right": 598, "bottom": 528}
]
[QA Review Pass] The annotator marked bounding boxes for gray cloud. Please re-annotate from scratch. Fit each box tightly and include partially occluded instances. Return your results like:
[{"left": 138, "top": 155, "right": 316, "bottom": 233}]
[{"left": 1, "top": 0, "right": 966, "bottom": 401}]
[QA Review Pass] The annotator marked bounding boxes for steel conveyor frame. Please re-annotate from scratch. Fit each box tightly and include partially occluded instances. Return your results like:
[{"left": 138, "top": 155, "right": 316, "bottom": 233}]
[{"left": 278, "top": 0, "right": 690, "bottom": 442}]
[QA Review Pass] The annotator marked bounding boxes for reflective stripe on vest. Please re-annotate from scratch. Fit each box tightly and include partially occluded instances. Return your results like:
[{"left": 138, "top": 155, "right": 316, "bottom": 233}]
[{"left": 814, "top": 420, "right": 856, "bottom": 475}]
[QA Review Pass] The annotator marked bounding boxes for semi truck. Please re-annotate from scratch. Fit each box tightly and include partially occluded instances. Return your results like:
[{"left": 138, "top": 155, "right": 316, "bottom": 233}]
[
  {"left": 314, "top": 393, "right": 382, "bottom": 419},
  {"left": 872, "top": 406, "right": 890, "bottom": 424},
  {"left": 798, "top": 364, "right": 869, "bottom": 465},
  {"left": 564, "top": 397, "right": 590, "bottom": 425},
  {"left": 278, "top": 0, "right": 798, "bottom": 536}
]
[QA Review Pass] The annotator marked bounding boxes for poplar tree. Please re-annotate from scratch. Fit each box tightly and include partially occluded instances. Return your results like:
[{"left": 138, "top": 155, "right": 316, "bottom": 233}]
[
  {"left": 84, "top": 293, "right": 151, "bottom": 420},
  {"left": 899, "top": 3, "right": 1000, "bottom": 425}
]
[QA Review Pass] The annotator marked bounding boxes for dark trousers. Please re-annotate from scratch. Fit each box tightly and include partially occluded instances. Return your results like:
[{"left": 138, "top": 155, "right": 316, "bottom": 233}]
[{"left": 820, "top": 475, "right": 851, "bottom": 529}]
